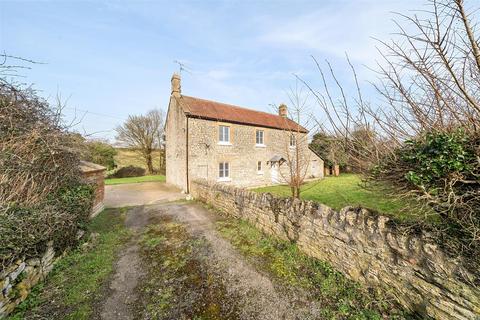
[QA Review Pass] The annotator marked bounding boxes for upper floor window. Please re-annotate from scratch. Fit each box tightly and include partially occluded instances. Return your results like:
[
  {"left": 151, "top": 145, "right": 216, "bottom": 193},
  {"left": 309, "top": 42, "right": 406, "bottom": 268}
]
[
  {"left": 290, "top": 134, "right": 296, "bottom": 147},
  {"left": 219, "top": 125, "right": 230, "bottom": 144},
  {"left": 256, "top": 130, "right": 264, "bottom": 145},
  {"left": 219, "top": 162, "right": 230, "bottom": 179}
]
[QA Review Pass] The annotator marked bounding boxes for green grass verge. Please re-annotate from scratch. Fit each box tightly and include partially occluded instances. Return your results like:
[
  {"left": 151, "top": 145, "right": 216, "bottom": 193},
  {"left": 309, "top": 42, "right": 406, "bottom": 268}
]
[
  {"left": 8, "top": 209, "right": 130, "bottom": 320},
  {"left": 216, "top": 218, "right": 410, "bottom": 319},
  {"left": 254, "top": 174, "right": 426, "bottom": 222},
  {"left": 105, "top": 174, "right": 166, "bottom": 185}
]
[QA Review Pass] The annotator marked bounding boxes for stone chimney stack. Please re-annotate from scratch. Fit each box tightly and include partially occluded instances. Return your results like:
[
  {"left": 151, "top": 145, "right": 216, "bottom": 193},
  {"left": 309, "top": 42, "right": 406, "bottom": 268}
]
[
  {"left": 171, "top": 73, "right": 181, "bottom": 96},
  {"left": 278, "top": 103, "right": 288, "bottom": 118}
]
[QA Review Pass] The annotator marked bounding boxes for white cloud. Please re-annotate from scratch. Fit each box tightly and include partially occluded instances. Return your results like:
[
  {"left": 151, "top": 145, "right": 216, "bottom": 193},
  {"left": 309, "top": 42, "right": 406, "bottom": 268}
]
[{"left": 257, "top": 0, "right": 423, "bottom": 66}]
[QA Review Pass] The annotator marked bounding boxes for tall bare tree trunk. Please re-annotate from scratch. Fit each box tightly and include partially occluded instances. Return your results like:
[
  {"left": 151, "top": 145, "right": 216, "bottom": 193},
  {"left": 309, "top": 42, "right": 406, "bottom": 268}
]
[{"left": 145, "top": 151, "right": 154, "bottom": 174}]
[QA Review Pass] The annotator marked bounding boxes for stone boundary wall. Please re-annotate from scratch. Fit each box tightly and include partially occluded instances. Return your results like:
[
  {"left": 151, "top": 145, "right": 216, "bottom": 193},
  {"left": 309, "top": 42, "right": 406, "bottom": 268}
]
[
  {"left": 191, "top": 179, "right": 480, "bottom": 320},
  {"left": 0, "top": 242, "right": 57, "bottom": 317}
]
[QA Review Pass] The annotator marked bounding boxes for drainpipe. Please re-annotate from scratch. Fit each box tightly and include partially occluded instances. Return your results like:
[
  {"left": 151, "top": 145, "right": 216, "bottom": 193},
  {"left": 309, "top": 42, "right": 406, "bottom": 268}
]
[{"left": 186, "top": 116, "right": 190, "bottom": 194}]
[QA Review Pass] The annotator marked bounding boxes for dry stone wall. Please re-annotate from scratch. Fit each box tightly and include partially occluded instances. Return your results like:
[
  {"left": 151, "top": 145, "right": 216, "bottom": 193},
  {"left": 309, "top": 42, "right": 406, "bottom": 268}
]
[
  {"left": 0, "top": 242, "right": 56, "bottom": 317},
  {"left": 191, "top": 179, "right": 480, "bottom": 320}
]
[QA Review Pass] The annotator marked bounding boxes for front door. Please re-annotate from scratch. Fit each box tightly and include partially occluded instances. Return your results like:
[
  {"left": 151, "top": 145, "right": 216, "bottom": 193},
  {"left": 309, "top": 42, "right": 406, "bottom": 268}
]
[{"left": 271, "top": 162, "right": 280, "bottom": 184}]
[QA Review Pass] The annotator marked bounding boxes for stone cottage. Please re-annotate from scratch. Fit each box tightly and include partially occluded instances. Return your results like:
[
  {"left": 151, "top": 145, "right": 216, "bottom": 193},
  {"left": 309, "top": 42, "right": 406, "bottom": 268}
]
[{"left": 165, "top": 73, "right": 324, "bottom": 192}]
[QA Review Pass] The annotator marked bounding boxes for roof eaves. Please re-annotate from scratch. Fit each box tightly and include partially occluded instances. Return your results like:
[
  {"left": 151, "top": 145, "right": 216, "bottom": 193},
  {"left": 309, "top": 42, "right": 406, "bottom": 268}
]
[{"left": 185, "top": 113, "right": 308, "bottom": 133}]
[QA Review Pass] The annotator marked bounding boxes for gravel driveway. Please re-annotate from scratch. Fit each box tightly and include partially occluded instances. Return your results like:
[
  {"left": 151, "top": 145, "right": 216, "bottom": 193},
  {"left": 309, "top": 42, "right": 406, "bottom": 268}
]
[
  {"left": 98, "top": 182, "right": 323, "bottom": 319},
  {"left": 104, "top": 182, "right": 184, "bottom": 208}
]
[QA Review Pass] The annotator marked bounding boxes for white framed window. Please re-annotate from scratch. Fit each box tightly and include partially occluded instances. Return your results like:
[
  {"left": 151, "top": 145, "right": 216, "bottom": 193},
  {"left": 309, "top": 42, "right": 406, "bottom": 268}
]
[
  {"left": 289, "top": 134, "right": 296, "bottom": 147},
  {"left": 218, "top": 162, "right": 230, "bottom": 180},
  {"left": 255, "top": 130, "right": 264, "bottom": 146},
  {"left": 257, "top": 161, "right": 263, "bottom": 174},
  {"left": 218, "top": 125, "right": 230, "bottom": 144}
]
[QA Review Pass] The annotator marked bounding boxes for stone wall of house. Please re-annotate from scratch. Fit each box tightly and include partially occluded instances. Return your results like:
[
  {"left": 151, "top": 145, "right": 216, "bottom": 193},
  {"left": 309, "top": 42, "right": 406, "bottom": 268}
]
[
  {"left": 187, "top": 117, "right": 324, "bottom": 189},
  {"left": 190, "top": 179, "right": 480, "bottom": 319},
  {"left": 0, "top": 242, "right": 56, "bottom": 317},
  {"left": 165, "top": 95, "right": 188, "bottom": 191}
]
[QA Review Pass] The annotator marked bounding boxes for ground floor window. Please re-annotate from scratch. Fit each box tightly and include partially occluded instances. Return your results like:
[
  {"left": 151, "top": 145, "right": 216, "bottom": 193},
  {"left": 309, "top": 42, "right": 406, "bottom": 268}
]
[
  {"left": 219, "top": 162, "right": 229, "bottom": 178},
  {"left": 257, "top": 161, "right": 262, "bottom": 172}
]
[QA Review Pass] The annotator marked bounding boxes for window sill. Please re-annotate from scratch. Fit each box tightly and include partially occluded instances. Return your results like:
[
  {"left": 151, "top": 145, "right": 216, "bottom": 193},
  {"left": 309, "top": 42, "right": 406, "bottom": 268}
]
[
  {"left": 255, "top": 144, "right": 266, "bottom": 148},
  {"left": 257, "top": 171, "right": 264, "bottom": 175},
  {"left": 218, "top": 142, "right": 232, "bottom": 146},
  {"left": 289, "top": 146, "right": 296, "bottom": 149},
  {"left": 217, "top": 177, "right": 232, "bottom": 182}
]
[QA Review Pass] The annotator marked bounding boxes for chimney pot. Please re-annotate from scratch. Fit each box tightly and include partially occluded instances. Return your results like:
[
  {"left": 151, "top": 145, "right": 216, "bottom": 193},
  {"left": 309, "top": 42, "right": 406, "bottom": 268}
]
[
  {"left": 171, "top": 73, "right": 181, "bottom": 96},
  {"left": 278, "top": 103, "right": 288, "bottom": 117}
]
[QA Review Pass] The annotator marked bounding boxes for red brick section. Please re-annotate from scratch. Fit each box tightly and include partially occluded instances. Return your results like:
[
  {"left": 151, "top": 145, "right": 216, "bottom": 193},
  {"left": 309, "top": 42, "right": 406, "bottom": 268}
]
[
  {"left": 83, "top": 170, "right": 104, "bottom": 206},
  {"left": 179, "top": 95, "right": 308, "bottom": 133},
  {"left": 79, "top": 161, "right": 106, "bottom": 217}
]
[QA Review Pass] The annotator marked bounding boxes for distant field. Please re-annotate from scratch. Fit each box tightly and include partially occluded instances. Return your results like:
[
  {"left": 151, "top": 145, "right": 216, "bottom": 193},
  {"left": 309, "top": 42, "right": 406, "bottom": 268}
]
[
  {"left": 105, "top": 175, "right": 166, "bottom": 185},
  {"left": 114, "top": 148, "right": 163, "bottom": 171}
]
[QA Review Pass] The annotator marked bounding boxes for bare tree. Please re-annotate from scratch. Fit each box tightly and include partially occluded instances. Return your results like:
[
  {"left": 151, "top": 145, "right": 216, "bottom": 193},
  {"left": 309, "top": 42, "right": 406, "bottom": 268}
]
[
  {"left": 116, "top": 109, "right": 165, "bottom": 174},
  {"left": 277, "top": 84, "right": 315, "bottom": 198}
]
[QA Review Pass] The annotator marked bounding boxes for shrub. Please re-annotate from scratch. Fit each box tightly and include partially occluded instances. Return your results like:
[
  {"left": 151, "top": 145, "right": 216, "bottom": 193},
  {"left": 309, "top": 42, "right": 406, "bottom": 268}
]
[
  {"left": 0, "top": 85, "right": 81, "bottom": 206},
  {"left": 0, "top": 184, "right": 94, "bottom": 267},
  {"left": 108, "top": 165, "right": 145, "bottom": 178},
  {"left": 372, "top": 130, "right": 480, "bottom": 266},
  {"left": 400, "top": 131, "right": 477, "bottom": 190},
  {"left": 0, "top": 81, "right": 95, "bottom": 268},
  {"left": 84, "top": 140, "right": 117, "bottom": 170}
]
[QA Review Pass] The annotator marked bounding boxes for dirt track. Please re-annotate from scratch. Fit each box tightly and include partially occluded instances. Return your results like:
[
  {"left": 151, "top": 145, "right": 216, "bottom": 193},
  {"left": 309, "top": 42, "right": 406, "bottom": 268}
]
[{"left": 98, "top": 201, "right": 322, "bottom": 320}]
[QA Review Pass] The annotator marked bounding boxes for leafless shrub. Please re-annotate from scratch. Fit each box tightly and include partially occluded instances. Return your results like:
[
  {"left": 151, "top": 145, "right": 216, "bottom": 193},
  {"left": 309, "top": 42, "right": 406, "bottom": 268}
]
[
  {"left": 300, "top": 0, "right": 480, "bottom": 266},
  {"left": 0, "top": 83, "right": 81, "bottom": 206},
  {"left": 0, "top": 57, "right": 94, "bottom": 267}
]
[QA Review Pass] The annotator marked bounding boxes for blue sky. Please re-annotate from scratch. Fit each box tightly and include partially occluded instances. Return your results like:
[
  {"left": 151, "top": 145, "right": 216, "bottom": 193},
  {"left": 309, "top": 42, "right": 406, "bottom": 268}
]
[{"left": 1, "top": 0, "right": 424, "bottom": 141}]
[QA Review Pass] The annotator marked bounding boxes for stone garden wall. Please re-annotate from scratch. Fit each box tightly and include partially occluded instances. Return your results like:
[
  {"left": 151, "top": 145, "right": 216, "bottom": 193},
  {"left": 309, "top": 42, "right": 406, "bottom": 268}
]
[
  {"left": 191, "top": 179, "right": 480, "bottom": 320},
  {"left": 0, "top": 242, "right": 56, "bottom": 317}
]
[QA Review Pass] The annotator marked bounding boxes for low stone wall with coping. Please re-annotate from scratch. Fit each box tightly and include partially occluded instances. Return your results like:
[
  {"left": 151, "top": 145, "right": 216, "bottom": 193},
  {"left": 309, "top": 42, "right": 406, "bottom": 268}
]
[{"left": 191, "top": 179, "right": 480, "bottom": 319}]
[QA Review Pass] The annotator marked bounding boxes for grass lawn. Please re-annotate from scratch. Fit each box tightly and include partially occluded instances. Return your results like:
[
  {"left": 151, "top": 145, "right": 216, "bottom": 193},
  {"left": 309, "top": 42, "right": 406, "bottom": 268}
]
[
  {"left": 254, "top": 174, "right": 417, "bottom": 221},
  {"left": 8, "top": 209, "right": 130, "bottom": 320},
  {"left": 105, "top": 174, "right": 166, "bottom": 185}
]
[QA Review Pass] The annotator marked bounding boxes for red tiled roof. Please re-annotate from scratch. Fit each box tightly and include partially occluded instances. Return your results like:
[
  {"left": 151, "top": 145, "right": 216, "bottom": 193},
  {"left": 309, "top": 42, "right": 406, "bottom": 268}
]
[{"left": 178, "top": 95, "right": 308, "bottom": 133}]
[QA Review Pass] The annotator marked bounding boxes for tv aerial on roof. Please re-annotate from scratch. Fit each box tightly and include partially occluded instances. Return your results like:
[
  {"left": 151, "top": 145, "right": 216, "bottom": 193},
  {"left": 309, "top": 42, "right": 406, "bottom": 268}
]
[{"left": 173, "top": 60, "right": 192, "bottom": 75}]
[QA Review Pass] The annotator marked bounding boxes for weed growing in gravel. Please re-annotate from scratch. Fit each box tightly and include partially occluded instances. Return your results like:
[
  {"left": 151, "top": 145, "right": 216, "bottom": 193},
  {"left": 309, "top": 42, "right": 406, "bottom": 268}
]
[
  {"left": 136, "top": 216, "right": 242, "bottom": 319},
  {"left": 216, "top": 219, "right": 411, "bottom": 319},
  {"left": 7, "top": 209, "right": 130, "bottom": 320}
]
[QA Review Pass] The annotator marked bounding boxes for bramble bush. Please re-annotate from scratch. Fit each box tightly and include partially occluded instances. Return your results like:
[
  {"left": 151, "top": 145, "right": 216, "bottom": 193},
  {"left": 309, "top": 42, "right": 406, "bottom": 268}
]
[{"left": 0, "top": 81, "right": 95, "bottom": 268}]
